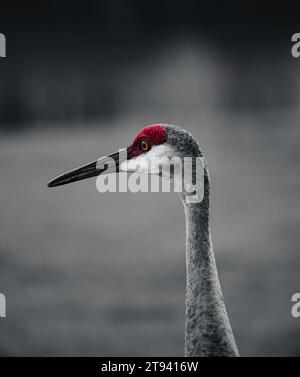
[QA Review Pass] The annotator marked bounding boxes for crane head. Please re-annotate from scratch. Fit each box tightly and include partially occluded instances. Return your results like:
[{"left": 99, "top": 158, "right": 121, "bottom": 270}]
[{"left": 47, "top": 124, "right": 203, "bottom": 189}]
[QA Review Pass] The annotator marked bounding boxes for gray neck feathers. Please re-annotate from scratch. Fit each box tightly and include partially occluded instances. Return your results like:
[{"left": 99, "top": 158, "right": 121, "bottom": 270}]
[{"left": 182, "top": 170, "right": 239, "bottom": 357}]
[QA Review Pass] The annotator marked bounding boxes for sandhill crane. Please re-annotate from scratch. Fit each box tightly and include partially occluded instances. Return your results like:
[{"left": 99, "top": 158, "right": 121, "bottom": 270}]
[{"left": 48, "top": 124, "right": 239, "bottom": 357}]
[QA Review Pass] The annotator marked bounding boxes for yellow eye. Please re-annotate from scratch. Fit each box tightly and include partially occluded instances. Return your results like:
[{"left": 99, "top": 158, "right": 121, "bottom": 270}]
[{"left": 140, "top": 139, "right": 150, "bottom": 152}]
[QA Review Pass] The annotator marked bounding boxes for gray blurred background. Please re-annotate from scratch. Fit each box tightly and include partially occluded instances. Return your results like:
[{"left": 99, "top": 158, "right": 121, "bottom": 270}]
[{"left": 1, "top": 1, "right": 300, "bottom": 356}]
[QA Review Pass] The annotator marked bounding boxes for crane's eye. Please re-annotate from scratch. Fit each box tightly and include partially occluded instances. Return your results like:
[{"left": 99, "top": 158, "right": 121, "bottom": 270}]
[{"left": 140, "top": 139, "right": 150, "bottom": 152}]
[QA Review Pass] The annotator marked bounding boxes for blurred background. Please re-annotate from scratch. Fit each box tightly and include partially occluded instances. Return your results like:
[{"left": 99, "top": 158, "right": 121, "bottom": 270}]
[{"left": 1, "top": 1, "right": 300, "bottom": 356}]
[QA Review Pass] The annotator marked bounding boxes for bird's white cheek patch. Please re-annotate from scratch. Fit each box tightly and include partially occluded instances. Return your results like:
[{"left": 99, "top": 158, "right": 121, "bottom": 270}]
[
  {"left": 120, "top": 155, "right": 149, "bottom": 173},
  {"left": 120, "top": 145, "right": 177, "bottom": 174}
]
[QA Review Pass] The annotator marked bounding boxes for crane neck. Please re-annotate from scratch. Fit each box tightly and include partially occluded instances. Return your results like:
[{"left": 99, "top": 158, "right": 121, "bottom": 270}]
[{"left": 182, "top": 171, "right": 239, "bottom": 357}]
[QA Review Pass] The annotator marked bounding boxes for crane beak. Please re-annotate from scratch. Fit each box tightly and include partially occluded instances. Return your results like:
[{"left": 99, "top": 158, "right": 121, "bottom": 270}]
[{"left": 47, "top": 148, "right": 129, "bottom": 188}]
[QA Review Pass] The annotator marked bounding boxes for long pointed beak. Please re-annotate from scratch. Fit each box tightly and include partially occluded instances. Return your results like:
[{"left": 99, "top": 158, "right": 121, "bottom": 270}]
[{"left": 47, "top": 148, "right": 128, "bottom": 188}]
